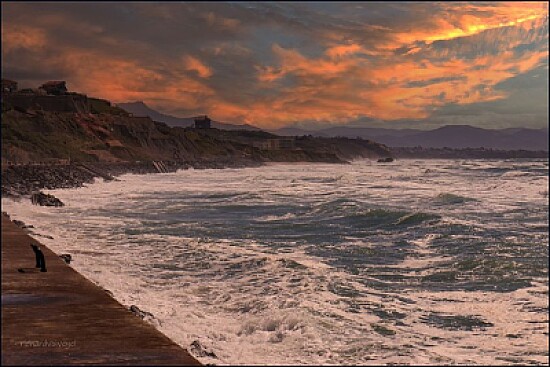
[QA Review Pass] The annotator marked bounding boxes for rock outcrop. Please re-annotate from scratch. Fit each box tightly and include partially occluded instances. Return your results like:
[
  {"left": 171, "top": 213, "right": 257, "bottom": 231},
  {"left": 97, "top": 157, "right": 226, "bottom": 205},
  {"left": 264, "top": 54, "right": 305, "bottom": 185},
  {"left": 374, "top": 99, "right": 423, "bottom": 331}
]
[
  {"left": 31, "top": 191, "right": 64, "bottom": 207},
  {"left": 59, "top": 254, "right": 72, "bottom": 264},
  {"left": 129, "top": 305, "right": 154, "bottom": 320},
  {"left": 189, "top": 340, "right": 218, "bottom": 359}
]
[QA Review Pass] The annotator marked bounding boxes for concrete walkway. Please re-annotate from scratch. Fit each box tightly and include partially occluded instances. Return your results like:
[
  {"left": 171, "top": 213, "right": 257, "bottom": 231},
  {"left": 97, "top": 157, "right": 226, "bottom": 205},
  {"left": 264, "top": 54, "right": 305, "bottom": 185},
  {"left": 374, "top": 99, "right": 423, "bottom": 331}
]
[{"left": 1, "top": 213, "right": 200, "bottom": 365}]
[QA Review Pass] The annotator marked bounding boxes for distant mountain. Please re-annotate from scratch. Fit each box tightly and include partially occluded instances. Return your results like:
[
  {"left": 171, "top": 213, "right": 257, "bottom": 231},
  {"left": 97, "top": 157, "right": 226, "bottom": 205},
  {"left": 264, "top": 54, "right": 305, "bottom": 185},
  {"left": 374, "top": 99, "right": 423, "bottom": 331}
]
[
  {"left": 395, "top": 125, "right": 548, "bottom": 150},
  {"left": 272, "top": 125, "right": 549, "bottom": 151},
  {"left": 116, "top": 101, "right": 262, "bottom": 131},
  {"left": 116, "top": 101, "right": 194, "bottom": 126},
  {"left": 271, "top": 126, "right": 425, "bottom": 139}
]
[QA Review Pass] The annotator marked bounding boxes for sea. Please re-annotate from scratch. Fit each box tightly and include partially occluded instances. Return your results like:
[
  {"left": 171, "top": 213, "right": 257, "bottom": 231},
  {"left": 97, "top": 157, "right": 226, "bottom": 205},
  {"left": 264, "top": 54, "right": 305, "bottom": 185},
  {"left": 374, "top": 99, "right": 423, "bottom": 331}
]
[{"left": 2, "top": 158, "right": 548, "bottom": 365}]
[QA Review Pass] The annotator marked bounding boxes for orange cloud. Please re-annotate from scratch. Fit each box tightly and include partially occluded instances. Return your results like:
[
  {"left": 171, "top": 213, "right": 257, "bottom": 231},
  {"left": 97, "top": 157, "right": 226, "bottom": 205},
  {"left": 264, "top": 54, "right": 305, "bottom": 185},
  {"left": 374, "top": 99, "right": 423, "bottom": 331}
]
[
  {"left": 325, "top": 43, "right": 365, "bottom": 59},
  {"left": 1, "top": 24, "right": 47, "bottom": 52},
  {"left": 247, "top": 14, "right": 547, "bottom": 128},
  {"left": 257, "top": 44, "right": 358, "bottom": 83},
  {"left": 30, "top": 49, "right": 218, "bottom": 113},
  {"left": 396, "top": 1, "right": 548, "bottom": 45},
  {"left": 183, "top": 55, "right": 213, "bottom": 78},
  {"left": 241, "top": 2, "right": 548, "bottom": 127}
]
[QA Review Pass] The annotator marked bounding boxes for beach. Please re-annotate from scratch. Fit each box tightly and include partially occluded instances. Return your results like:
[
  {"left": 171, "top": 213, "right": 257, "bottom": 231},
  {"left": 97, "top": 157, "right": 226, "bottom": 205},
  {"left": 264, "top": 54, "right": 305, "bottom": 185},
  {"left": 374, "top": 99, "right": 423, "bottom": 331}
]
[{"left": 1, "top": 212, "right": 201, "bottom": 366}]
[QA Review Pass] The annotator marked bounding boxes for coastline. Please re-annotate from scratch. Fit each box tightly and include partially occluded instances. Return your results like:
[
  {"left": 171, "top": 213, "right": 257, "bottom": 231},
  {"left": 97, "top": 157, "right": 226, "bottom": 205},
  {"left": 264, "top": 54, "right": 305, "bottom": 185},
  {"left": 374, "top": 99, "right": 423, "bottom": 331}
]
[
  {"left": 1, "top": 160, "right": 265, "bottom": 198},
  {"left": 4, "top": 153, "right": 547, "bottom": 199},
  {"left": 1, "top": 212, "right": 201, "bottom": 365}
]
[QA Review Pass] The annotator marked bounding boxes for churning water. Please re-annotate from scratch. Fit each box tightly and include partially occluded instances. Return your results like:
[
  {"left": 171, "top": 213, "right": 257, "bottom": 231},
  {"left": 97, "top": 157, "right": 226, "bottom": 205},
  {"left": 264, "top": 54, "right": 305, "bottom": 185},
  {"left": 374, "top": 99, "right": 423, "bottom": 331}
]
[{"left": 3, "top": 159, "right": 548, "bottom": 365}]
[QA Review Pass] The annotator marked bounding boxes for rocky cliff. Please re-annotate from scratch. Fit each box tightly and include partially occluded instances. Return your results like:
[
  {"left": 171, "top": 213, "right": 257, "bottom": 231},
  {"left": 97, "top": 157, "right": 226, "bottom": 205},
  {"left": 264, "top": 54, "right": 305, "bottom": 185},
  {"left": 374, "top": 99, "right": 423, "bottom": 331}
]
[
  {"left": 1, "top": 110, "right": 259, "bottom": 164},
  {"left": 2, "top": 108, "right": 391, "bottom": 166}
]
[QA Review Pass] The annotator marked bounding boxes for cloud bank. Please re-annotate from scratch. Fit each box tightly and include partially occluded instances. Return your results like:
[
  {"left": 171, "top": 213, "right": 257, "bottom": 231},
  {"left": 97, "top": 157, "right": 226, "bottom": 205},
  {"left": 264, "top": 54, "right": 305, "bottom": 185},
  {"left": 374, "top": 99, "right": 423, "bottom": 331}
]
[{"left": 2, "top": 2, "right": 547, "bottom": 129}]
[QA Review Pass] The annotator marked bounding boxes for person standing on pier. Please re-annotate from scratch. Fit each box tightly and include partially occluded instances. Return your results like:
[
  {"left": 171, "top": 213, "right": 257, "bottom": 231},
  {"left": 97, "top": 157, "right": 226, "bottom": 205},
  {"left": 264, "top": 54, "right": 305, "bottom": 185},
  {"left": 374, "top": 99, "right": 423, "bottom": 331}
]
[{"left": 30, "top": 244, "right": 47, "bottom": 272}]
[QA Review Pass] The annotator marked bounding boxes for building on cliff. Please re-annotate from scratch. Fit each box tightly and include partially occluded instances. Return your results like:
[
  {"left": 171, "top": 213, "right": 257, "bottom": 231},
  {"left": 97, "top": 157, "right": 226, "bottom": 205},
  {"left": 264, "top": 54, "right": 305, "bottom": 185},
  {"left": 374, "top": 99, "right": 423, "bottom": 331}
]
[
  {"left": 40, "top": 81, "right": 68, "bottom": 95},
  {"left": 1, "top": 79, "right": 18, "bottom": 94},
  {"left": 2, "top": 79, "right": 92, "bottom": 114},
  {"left": 194, "top": 115, "right": 211, "bottom": 129}
]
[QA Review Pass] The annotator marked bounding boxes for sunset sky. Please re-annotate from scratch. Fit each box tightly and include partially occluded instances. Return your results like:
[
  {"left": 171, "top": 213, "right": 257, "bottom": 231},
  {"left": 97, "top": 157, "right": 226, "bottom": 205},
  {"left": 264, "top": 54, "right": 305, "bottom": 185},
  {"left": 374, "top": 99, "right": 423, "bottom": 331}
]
[{"left": 2, "top": 1, "right": 548, "bottom": 130}]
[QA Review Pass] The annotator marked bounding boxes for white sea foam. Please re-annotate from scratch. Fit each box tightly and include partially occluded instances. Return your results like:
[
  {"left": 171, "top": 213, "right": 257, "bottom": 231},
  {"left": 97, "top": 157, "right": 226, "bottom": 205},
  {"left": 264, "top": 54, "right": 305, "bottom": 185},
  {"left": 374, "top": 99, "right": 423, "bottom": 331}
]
[{"left": 2, "top": 159, "right": 548, "bottom": 365}]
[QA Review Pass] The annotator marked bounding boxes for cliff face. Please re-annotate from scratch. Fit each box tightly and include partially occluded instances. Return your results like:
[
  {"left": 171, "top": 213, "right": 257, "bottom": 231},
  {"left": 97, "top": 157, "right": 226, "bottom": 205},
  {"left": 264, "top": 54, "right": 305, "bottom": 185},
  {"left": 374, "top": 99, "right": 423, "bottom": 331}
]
[{"left": 1, "top": 110, "right": 260, "bottom": 164}]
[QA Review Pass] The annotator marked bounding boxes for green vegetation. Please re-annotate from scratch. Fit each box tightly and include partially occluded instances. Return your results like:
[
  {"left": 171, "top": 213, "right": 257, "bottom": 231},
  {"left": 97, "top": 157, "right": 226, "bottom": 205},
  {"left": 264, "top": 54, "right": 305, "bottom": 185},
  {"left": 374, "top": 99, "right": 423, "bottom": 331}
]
[{"left": 2, "top": 112, "right": 97, "bottom": 161}]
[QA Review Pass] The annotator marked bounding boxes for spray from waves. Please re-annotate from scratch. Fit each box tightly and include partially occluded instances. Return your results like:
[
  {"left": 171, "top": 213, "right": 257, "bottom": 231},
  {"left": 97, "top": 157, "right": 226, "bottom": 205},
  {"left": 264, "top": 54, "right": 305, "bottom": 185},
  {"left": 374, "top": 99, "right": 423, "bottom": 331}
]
[{"left": 256, "top": 213, "right": 298, "bottom": 222}]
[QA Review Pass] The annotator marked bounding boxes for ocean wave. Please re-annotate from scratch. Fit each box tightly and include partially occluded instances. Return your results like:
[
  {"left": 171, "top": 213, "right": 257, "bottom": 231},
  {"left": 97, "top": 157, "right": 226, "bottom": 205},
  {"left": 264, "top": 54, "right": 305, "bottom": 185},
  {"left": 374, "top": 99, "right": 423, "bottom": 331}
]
[
  {"left": 432, "top": 193, "right": 478, "bottom": 205},
  {"left": 297, "top": 175, "right": 343, "bottom": 184},
  {"left": 311, "top": 197, "right": 359, "bottom": 213},
  {"left": 501, "top": 171, "right": 531, "bottom": 178},
  {"left": 255, "top": 213, "right": 298, "bottom": 222},
  {"left": 393, "top": 212, "right": 440, "bottom": 226},
  {"left": 309, "top": 199, "right": 441, "bottom": 229}
]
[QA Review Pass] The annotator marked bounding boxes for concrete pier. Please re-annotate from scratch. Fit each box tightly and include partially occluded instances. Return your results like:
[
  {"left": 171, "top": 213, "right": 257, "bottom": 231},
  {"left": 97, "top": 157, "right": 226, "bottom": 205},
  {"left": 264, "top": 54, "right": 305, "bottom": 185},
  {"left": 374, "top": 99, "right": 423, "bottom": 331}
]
[{"left": 1, "top": 213, "right": 200, "bottom": 365}]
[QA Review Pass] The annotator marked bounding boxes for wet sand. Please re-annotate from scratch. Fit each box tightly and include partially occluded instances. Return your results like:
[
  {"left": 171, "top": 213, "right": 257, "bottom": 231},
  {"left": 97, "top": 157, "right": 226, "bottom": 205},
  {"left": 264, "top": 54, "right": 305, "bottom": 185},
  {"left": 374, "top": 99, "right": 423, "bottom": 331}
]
[{"left": 1, "top": 213, "right": 201, "bottom": 365}]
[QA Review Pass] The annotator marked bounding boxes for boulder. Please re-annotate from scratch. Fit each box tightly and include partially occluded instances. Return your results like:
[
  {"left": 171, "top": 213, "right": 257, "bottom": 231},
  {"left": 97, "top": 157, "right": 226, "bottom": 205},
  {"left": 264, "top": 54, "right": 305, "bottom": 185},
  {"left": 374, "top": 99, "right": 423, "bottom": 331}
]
[
  {"left": 129, "top": 305, "right": 154, "bottom": 319},
  {"left": 189, "top": 340, "right": 218, "bottom": 359},
  {"left": 13, "top": 220, "right": 26, "bottom": 227},
  {"left": 31, "top": 191, "right": 64, "bottom": 207}
]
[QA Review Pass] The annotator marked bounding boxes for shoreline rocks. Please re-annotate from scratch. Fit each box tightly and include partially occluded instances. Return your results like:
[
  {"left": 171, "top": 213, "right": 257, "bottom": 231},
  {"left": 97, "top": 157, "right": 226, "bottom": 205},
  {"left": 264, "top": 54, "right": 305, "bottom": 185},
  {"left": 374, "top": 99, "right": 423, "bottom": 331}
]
[
  {"left": 129, "top": 305, "right": 155, "bottom": 320},
  {"left": 0, "top": 159, "right": 265, "bottom": 199},
  {"left": 31, "top": 191, "right": 64, "bottom": 207},
  {"left": 1, "top": 155, "right": 351, "bottom": 201},
  {"left": 2, "top": 164, "right": 96, "bottom": 197},
  {"left": 13, "top": 219, "right": 30, "bottom": 228},
  {"left": 189, "top": 340, "right": 218, "bottom": 359}
]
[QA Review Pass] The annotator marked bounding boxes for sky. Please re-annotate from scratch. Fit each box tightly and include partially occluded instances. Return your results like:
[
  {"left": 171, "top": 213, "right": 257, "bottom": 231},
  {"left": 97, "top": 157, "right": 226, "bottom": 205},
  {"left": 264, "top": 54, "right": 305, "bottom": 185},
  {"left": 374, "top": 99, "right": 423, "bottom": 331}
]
[{"left": 2, "top": 1, "right": 548, "bottom": 130}]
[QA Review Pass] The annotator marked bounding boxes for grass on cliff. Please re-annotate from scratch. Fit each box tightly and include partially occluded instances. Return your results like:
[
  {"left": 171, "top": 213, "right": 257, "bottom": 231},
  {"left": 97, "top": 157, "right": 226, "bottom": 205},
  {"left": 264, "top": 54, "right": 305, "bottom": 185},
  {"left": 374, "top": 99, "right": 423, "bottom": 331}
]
[{"left": 2, "top": 111, "right": 100, "bottom": 161}]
